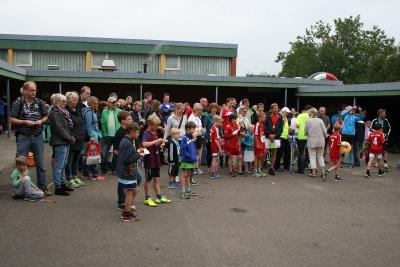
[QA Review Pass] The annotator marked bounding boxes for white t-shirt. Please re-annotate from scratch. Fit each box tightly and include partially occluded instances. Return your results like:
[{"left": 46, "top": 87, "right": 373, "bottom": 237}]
[{"left": 188, "top": 114, "right": 202, "bottom": 129}]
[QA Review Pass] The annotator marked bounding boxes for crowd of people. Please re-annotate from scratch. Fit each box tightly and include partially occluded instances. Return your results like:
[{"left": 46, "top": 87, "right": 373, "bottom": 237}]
[{"left": 9, "top": 81, "right": 392, "bottom": 222}]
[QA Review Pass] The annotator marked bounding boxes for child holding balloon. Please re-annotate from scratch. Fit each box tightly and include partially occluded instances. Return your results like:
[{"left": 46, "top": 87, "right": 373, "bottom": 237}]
[{"left": 325, "top": 124, "right": 349, "bottom": 181}]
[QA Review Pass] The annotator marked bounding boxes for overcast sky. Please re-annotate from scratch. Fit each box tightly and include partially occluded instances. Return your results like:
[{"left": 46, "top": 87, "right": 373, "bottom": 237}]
[{"left": 1, "top": 0, "right": 399, "bottom": 76}]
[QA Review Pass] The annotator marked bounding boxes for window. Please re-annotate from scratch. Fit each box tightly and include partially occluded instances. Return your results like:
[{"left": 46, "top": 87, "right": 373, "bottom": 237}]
[
  {"left": 165, "top": 56, "right": 180, "bottom": 70},
  {"left": 92, "top": 52, "right": 108, "bottom": 69},
  {"left": 14, "top": 50, "right": 32, "bottom": 66}
]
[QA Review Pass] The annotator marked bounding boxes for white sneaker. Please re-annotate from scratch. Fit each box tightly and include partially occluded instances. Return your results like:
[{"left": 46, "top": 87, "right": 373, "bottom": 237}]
[
  {"left": 131, "top": 205, "right": 136, "bottom": 211},
  {"left": 197, "top": 168, "right": 204, "bottom": 175},
  {"left": 384, "top": 163, "right": 388, "bottom": 169}
]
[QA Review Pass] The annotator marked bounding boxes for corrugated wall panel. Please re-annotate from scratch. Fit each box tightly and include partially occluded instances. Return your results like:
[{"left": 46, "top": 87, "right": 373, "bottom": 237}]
[
  {"left": 166, "top": 56, "right": 230, "bottom": 76},
  {"left": 21, "top": 50, "right": 85, "bottom": 71},
  {"left": 108, "top": 53, "right": 159, "bottom": 74},
  {"left": 0, "top": 49, "right": 7, "bottom": 61}
]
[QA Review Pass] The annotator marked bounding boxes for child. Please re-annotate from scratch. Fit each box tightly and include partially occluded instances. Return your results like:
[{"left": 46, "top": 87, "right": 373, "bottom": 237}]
[
  {"left": 210, "top": 115, "right": 223, "bottom": 179},
  {"left": 365, "top": 123, "right": 385, "bottom": 178},
  {"left": 11, "top": 156, "right": 44, "bottom": 202},
  {"left": 361, "top": 120, "right": 371, "bottom": 161},
  {"left": 325, "top": 124, "right": 345, "bottom": 181},
  {"left": 114, "top": 111, "right": 134, "bottom": 210},
  {"left": 142, "top": 114, "right": 171, "bottom": 207},
  {"left": 116, "top": 122, "right": 144, "bottom": 222},
  {"left": 254, "top": 113, "right": 267, "bottom": 177},
  {"left": 224, "top": 114, "right": 243, "bottom": 177},
  {"left": 167, "top": 128, "right": 181, "bottom": 189},
  {"left": 242, "top": 125, "right": 255, "bottom": 175},
  {"left": 179, "top": 121, "right": 197, "bottom": 199}
]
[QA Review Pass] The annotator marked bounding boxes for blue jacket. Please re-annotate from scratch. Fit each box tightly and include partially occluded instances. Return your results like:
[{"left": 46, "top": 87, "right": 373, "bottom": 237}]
[
  {"left": 180, "top": 133, "right": 196, "bottom": 163},
  {"left": 116, "top": 136, "right": 142, "bottom": 181},
  {"left": 241, "top": 131, "right": 254, "bottom": 151},
  {"left": 160, "top": 103, "right": 174, "bottom": 124},
  {"left": 82, "top": 107, "right": 102, "bottom": 140},
  {"left": 341, "top": 109, "right": 363, "bottom": 136}
]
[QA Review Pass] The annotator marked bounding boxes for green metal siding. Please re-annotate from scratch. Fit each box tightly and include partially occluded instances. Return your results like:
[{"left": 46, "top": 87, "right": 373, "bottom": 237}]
[
  {"left": 165, "top": 56, "right": 230, "bottom": 76},
  {"left": 93, "top": 53, "right": 159, "bottom": 74},
  {"left": 0, "top": 39, "right": 237, "bottom": 58},
  {"left": 0, "top": 49, "right": 7, "bottom": 61},
  {"left": 20, "top": 50, "right": 85, "bottom": 72}
]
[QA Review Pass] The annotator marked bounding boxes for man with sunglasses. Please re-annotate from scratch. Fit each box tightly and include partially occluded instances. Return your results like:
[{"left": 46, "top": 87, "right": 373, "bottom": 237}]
[
  {"left": 100, "top": 96, "right": 122, "bottom": 174},
  {"left": 10, "top": 81, "right": 50, "bottom": 195}
]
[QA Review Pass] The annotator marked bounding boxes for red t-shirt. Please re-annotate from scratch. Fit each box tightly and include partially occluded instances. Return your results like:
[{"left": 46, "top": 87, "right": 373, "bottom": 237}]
[
  {"left": 224, "top": 122, "right": 240, "bottom": 152},
  {"left": 368, "top": 131, "right": 385, "bottom": 154},
  {"left": 185, "top": 106, "right": 193, "bottom": 118},
  {"left": 254, "top": 122, "right": 265, "bottom": 157},
  {"left": 329, "top": 131, "right": 342, "bottom": 159},
  {"left": 210, "top": 125, "right": 221, "bottom": 153},
  {"left": 221, "top": 107, "right": 234, "bottom": 130}
]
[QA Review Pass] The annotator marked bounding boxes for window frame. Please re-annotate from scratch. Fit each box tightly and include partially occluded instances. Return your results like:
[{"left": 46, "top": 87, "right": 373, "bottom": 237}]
[
  {"left": 165, "top": 55, "right": 181, "bottom": 70},
  {"left": 92, "top": 52, "right": 109, "bottom": 69},
  {"left": 14, "top": 50, "right": 32, "bottom": 67}
]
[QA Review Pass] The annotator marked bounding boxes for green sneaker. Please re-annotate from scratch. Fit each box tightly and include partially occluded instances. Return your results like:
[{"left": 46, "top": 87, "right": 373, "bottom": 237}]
[
  {"left": 66, "top": 179, "right": 80, "bottom": 188},
  {"left": 260, "top": 171, "right": 267, "bottom": 177},
  {"left": 254, "top": 172, "right": 263, "bottom": 178},
  {"left": 185, "top": 188, "right": 197, "bottom": 196},
  {"left": 179, "top": 191, "right": 190, "bottom": 199},
  {"left": 73, "top": 177, "right": 85, "bottom": 186}
]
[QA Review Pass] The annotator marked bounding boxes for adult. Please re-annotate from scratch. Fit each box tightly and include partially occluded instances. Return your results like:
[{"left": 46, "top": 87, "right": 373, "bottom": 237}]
[
  {"left": 318, "top": 107, "right": 331, "bottom": 161},
  {"left": 238, "top": 105, "right": 251, "bottom": 130},
  {"left": 77, "top": 86, "right": 91, "bottom": 112},
  {"left": 132, "top": 101, "right": 145, "bottom": 148},
  {"left": 341, "top": 105, "right": 363, "bottom": 167},
  {"left": 371, "top": 109, "right": 391, "bottom": 169},
  {"left": 100, "top": 96, "right": 122, "bottom": 173},
  {"left": 82, "top": 96, "right": 104, "bottom": 180},
  {"left": 10, "top": 81, "right": 49, "bottom": 195},
  {"left": 142, "top": 92, "right": 152, "bottom": 114},
  {"left": 124, "top": 96, "right": 133, "bottom": 111},
  {"left": 296, "top": 105, "right": 311, "bottom": 174},
  {"left": 184, "top": 102, "right": 192, "bottom": 118},
  {"left": 48, "top": 93, "right": 75, "bottom": 196},
  {"left": 265, "top": 103, "right": 284, "bottom": 175},
  {"left": 160, "top": 93, "right": 174, "bottom": 126},
  {"left": 220, "top": 98, "right": 236, "bottom": 131},
  {"left": 188, "top": 103, "right": 205, "bottom": 177},
  {"left": 145, "top": 100, "right": 166, "bottom": 164},
  {"left": 237, "top": 98, "right": 252, "bottom": 123},
  {"left": 204, "top": 102, "right": 220, "bottom": 170},
  {"left": 65, "top": 92, "right": 85, "bottom": 188},
  {"left": 305, "top": 108, "right": 328, "bottom": 178},
  {"left": 251, "top": 103, "right": 265, "bottom": 125},
  {"left": 164, "top": 102, "right": 187, "bottom": 141},
  {"left": 275, "top": 107, "right": 291, "bottom": 172}
]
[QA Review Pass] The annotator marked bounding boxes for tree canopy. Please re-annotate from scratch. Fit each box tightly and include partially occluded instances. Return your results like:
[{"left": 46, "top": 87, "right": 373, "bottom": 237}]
[{"left": 276, "top": 15, "right": 400, "bottom": 84}]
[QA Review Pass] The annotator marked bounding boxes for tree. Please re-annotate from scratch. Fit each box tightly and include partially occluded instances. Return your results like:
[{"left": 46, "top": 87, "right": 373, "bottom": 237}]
[{"left": 276, "top": 15, "right": 400, "bottom": 83}]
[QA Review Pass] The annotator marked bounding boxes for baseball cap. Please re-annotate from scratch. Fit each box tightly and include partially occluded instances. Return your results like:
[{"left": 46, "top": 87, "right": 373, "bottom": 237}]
[
  {"left": 108, "top": 96, "right": 117, "bottom": 103},
  {"left": 281, "top": 107, "right": 290, "bottom": 113}
]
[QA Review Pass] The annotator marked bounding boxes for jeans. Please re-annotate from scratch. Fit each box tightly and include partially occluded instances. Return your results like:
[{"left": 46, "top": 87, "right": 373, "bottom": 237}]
[
  {"left": 15, "top": 176, "right": 44, "bottom": 198},
  {"left": 117, "top": 183, "right": 125, "bottom": 207},
  {"left": 52, "top": 145, "right": 70, "bottom": 187},
  {"left": 275, "top": 138, "right": 291, "bottom": 170},
  {"left": 16, "top": 134, "right": 47, "bottom": 190},
  {"left": 353, "top": 139, "right": 362, "bottom": 166},
  {"left": 101, "top": 137, "right": 116, "bottom": 171},
  {"left": 65, "top": 149, "right": 81, "bottom": 178},
  {"left": 297, "top": 139, "right": 308, "bottom": 172}
]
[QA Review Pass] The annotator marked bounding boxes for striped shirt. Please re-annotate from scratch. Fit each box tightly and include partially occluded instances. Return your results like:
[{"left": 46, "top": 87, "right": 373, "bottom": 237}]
[{"left": 10, "top": 97, "right": 48, "bottom": 136}]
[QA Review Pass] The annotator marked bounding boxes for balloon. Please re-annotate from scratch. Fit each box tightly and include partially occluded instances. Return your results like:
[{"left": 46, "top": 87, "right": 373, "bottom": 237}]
[{"left": 340, "top": 141, "right": 352, "bottom": 154}]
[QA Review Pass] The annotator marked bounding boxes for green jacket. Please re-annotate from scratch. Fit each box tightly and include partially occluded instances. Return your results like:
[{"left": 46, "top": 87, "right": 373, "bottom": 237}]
[{"left": 101, "top": 108, "right": 122, "bottom": 137}]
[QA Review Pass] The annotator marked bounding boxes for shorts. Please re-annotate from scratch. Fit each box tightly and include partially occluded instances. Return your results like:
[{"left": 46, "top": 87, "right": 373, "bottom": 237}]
[
  {"left": 342, "top": 134, "right": 354, "bottom": 146},
  {"left": 180, "top": 162, "right": 195, "bottom": 170},
  {"left": 145, "top": 168, "right": 160, "bottom": 181},
  {"left": 195, "top": 136, "right": 203, "bottom": 149},
  {"left": 226, "top": 146, "right": 241, "bottom": 156},
  {"left": 264, "top": 139, "right": 281, "bottom": 149},
  {"left": 212, "top": 153, "right": 220, "bottom": 157},
  {"left": 369, "top": 153, "right": 383, "bottom": 159},
  {"left": 118, "top": 181, "right": 138, "bottom": 190},
  {"left": 330, "top": 155, "right": 340, "bottom": 164},
  {"left": 168, "top": 163, "right": 180, "bottom": 177},
  {"left": 254, "top": 147, "right": 265, "bottom": 158}
]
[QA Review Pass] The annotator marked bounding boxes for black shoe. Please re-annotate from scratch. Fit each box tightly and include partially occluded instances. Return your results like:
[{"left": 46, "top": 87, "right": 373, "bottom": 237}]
[
  {"left": 269, "top": 169, "right": 276, "bottom": 176},
  {"left": 295, "top": 170, "right": 304, "bottom": 174},
  {"left": 61, "top": 183, "right": 74, "bottom": 192},
  {"left": 12, "top": 194, "right": 25, "bottom": 200},
  {"left": 55, "top": 187, "right": 70, "bottom": 196}
]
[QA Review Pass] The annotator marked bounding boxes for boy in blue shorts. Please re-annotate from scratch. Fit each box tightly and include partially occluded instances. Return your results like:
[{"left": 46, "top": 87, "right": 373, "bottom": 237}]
[
  {"left": 142, "top": 114, "right": 171, "bottom": 207},
  {"left": 116, "top": 122, "right": 144, "bottom": 222}
]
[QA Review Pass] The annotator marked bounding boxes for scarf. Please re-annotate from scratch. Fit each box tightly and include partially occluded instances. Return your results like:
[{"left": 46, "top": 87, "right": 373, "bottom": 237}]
[{"left": 59, "top": 106, "right": 73, "bottom": 130}]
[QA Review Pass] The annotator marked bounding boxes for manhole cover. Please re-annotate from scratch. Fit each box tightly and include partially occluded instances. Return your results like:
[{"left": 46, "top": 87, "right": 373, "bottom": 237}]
[{"left": 230, "top": 208, "right": 248, "bottom": 213}]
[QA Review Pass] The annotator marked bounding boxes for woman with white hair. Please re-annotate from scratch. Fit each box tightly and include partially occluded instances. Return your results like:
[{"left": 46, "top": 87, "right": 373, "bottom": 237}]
[
  {"left": 275, "top": 107, "right": 291, "bottom": 171},
  {"left": 188, "top": 103, "right": 205, "bottom": 179},
  {"left": 48, "top": 93, "right": 76, "bottom": 195},
  {"left": 305, "top": 107, "right": 328, "bottom": 178}
]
